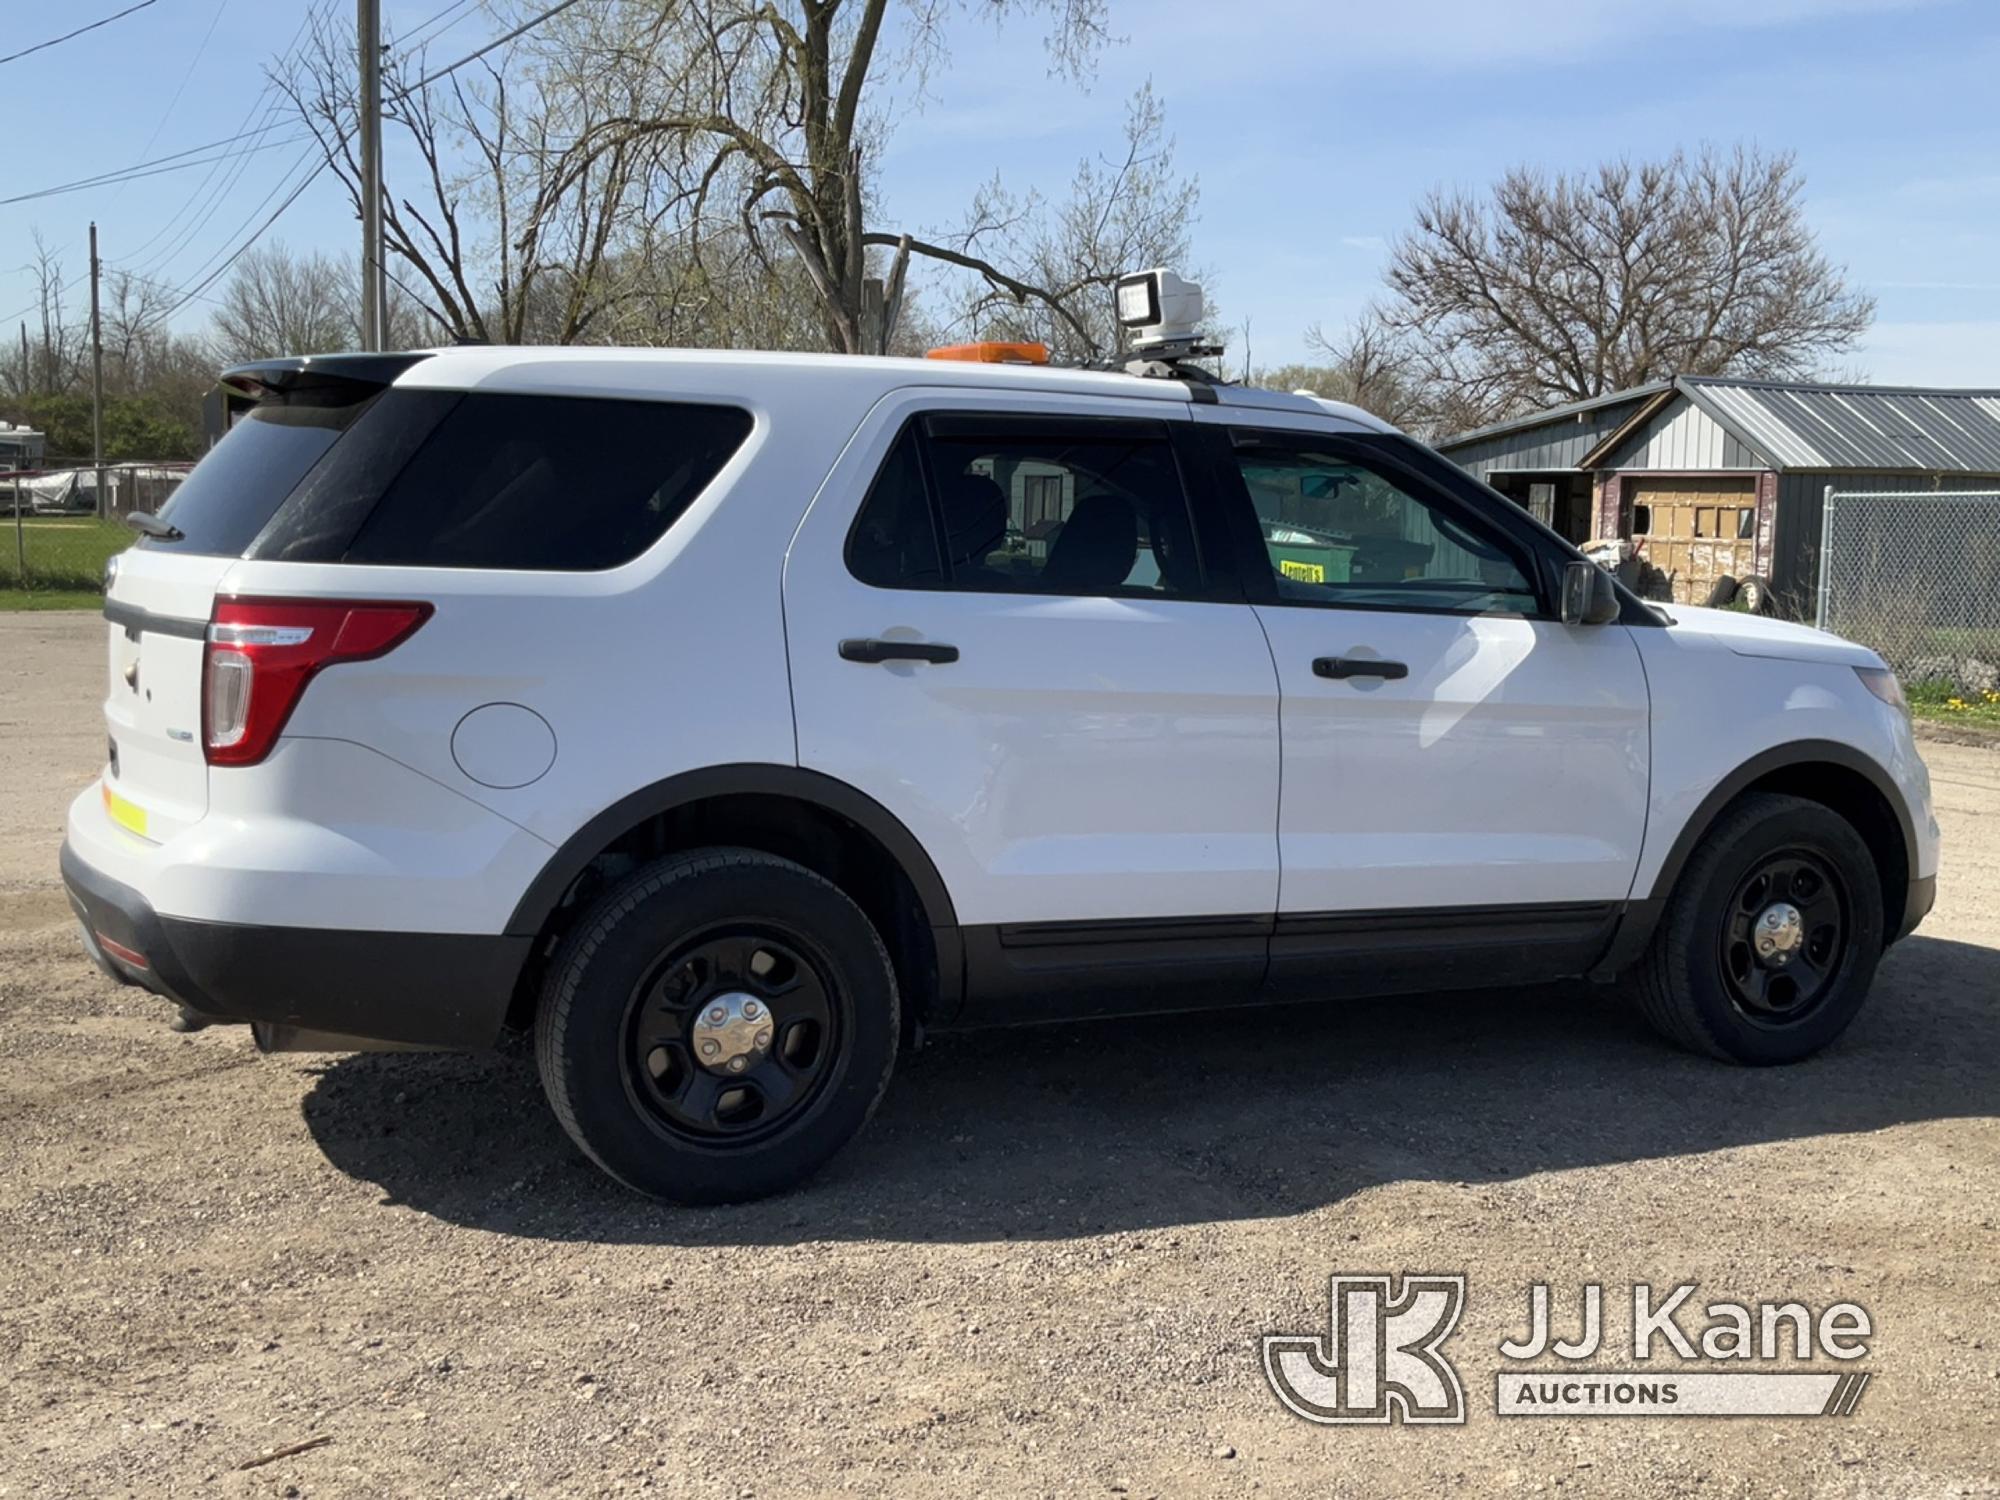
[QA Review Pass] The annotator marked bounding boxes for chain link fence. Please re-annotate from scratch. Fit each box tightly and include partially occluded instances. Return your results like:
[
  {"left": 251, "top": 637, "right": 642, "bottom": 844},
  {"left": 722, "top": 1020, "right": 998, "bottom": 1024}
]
[
  {"left": 1815, "top": 489, "right": 2000, "bottom": 695},
  {"left": 3, "top": 465, "right": 191, "bottom": 596}
]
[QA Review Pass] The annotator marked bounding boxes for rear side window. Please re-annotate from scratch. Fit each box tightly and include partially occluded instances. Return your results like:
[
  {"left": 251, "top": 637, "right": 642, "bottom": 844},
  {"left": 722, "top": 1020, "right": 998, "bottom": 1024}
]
[
  {"left": 340, "top": 393, "right": 752, "bottom": 570},
  {"left": 145, "top": 389, "right": 379, "bottom": 556},
  {"left": 845, "top": 412, "right": 1206, "bottom": 598}
]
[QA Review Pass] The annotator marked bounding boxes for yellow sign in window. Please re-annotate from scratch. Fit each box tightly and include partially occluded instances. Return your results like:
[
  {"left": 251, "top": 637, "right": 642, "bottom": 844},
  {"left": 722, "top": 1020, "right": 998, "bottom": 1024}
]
[{"left": 1278, "top": 559, "right": 1325, "bottom": 584}]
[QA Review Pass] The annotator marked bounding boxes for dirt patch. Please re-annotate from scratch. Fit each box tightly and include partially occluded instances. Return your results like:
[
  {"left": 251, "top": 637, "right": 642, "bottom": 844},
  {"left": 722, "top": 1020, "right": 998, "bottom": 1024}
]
[{"left": 2, "top": 610, "right": 1997, "bottom": 1497}]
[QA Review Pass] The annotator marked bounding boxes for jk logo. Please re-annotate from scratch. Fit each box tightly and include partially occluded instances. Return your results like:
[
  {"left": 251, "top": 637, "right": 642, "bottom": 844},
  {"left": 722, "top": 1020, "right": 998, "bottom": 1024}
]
[{"left": 1263, "top": 1274, "right": 1468, "bottom": 1425}]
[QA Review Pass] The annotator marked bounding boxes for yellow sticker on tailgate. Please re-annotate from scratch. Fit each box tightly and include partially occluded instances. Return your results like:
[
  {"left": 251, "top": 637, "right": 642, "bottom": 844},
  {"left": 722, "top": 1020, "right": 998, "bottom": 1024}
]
[{"left": 102, "top": 782, "right": 148, "bottom": 837}]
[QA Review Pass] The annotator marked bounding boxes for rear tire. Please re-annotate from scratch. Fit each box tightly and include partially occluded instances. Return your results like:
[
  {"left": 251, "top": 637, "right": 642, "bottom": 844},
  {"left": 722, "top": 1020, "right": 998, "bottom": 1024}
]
[
  {"left": 1633, "top": 793, "right": 1884, "bottom": 1064},
  {"left": 535, "top": 847, "right": 898, "bottom": 1204}
]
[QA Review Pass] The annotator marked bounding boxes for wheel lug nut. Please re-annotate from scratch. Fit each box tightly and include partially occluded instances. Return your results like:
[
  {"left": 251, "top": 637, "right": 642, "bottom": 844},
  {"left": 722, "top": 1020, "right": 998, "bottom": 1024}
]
[
  {"left": 743, "top": 1000, "right": 760, "bottom": 1018},
  {"left": 707, "top": 1006, "right": 726, "bottom": 1024},
  {"left": 700, "top": 1040, "right": 720, "bottom": 1058},
  {"left": 728, "top": 1056, "right": 747, "bottom": 1072},
  {"left": 755, "top": 1029, "right": 771, "bottom": 1048}
]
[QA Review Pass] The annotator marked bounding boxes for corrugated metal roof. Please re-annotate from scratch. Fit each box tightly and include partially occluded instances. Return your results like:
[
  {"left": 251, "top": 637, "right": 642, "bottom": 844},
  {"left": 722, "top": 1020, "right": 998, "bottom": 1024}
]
[
  {"left": 1440, "top": 376, "right": 2000, "bottom": 474},
  {"left": 1678, "top": 377, "right": 2000, "bottom": 472},
  {"left": 1437, "top": 382, "right": 1671, "bottom": 450}
]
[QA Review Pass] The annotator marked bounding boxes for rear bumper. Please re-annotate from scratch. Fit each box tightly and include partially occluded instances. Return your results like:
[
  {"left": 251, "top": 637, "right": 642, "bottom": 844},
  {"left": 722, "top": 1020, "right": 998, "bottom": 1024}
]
[{"left": 61, "top": 839, "right": 528, "bottom": 1048}]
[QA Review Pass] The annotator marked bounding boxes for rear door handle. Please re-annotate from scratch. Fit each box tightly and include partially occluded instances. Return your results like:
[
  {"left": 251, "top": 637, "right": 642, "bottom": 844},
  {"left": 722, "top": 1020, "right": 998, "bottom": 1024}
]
[
  {"left": 1312, "top": 656, "right": 1408, "bottom": 681},
  {"left": 839, "top": 638, "right": 960, "bottom": 665}
]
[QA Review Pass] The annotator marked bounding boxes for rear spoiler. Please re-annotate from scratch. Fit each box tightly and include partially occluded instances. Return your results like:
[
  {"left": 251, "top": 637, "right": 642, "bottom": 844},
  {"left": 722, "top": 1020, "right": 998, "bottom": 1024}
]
[{"left": 218, "top": 352, "right": 434, "bottom": 401}]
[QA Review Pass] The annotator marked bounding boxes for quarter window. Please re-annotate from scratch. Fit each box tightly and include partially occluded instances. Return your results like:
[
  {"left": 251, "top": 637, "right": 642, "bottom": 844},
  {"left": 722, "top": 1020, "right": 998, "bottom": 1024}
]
[
  {"left": 337, "top": 393, "right": 752, "bottom": 571},
  {"left": 1233, "top": 438, "right": 1540, "bottom": 615},
  {"left": 847, "top": 425, "right": 942, "bottom": 588}
]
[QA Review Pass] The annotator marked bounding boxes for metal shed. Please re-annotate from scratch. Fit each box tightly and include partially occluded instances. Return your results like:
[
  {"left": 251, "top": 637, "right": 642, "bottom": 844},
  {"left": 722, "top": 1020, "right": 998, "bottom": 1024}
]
[{"left": 1436, "top": 376, "right": 2000, "bottom": 613}]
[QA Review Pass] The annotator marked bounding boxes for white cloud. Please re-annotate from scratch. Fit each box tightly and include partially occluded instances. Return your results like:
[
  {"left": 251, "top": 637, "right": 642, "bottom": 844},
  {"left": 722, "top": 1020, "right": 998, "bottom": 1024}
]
[{"left": 1340, "top": 235, "right": 1388, "bottom": 253}]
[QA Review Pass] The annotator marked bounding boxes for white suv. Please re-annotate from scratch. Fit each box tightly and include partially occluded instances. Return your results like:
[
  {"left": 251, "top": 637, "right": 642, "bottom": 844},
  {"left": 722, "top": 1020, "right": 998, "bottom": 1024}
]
[{"left": 63, "top": 342, "right": 1938, "bottom": 1203}]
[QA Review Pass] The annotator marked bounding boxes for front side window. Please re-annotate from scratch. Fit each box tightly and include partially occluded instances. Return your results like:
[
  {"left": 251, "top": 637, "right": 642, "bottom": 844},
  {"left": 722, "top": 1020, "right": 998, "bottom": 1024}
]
[{"left": 1233, "top": 437, "right": 1540, "bottom": 615}]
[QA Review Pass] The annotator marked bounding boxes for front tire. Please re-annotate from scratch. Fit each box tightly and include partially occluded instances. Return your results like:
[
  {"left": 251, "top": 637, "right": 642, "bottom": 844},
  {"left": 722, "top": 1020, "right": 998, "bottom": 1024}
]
[
  {"left": 535, "top": 847, "right": 899, "bottom": 1203},
  {"left": 1634, "top": 793, "right": 1884, "bottom": 1064}
]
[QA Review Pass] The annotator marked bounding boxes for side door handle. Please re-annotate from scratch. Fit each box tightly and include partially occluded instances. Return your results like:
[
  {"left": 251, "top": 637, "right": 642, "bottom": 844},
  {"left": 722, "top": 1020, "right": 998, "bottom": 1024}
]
[
  {"left": 839, "top": 638, "right": 960, "bottom": 665},
  {"left": 1312, "top": 656, "right": 1408, "bottom": 681}
]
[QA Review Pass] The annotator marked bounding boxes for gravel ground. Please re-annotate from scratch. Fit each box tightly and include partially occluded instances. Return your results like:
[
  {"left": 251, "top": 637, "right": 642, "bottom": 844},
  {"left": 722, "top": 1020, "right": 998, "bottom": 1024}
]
[{"left": 1, "top": 610, "right": 1996, "bottom": 1498}]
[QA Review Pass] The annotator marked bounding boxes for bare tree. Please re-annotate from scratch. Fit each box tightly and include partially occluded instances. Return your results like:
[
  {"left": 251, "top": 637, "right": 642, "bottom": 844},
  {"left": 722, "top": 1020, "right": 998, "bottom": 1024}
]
[
  {"left": 26, "top": 232, "right": 83, "bottom": 396},
  {"left": 932, "top": 84, "right": 1200, "bottom": 362},
  {"left": 534, "top": 0, "right": 1140, "bottom": 355},
  {"left": 279, "top": 10, "right": 643, "bottom": 344},
  {"left": 208, "top": 243, "right": 355, "bottom": 363},
  {"left": 1379, "top": 146, "right": 1873, "bottom": 426},
  {"left": 1253, "top": 313, "right": 1429, "bottom": 429}
]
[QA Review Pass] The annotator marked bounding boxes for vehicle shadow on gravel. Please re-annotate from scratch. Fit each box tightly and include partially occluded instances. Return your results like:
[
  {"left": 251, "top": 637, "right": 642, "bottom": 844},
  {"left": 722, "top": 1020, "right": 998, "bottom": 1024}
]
[{"left": 300, "top": 933, "right": 2000, "bottom": 1244}]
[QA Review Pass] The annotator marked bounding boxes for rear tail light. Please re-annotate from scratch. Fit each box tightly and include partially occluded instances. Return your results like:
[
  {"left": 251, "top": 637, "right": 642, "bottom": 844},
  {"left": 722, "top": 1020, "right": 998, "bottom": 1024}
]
[{"left": 203, "top": 597, "right": 432, "bottom": 766}]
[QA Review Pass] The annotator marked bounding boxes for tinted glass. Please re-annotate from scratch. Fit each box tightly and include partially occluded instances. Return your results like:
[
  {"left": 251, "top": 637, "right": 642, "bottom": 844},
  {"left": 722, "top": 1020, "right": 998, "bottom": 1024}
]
[
  {"left": 343, "top": 394, "right": 753, "bottom": 570},
  {"left": 248, "top": 390, "right": 460, "bottom": 562},
  {"left": 1235, "top": 439, "right": 1539, "bottom": 614},
  {"left": 846, "top": 425, "right": 942, "bottom": 587},
  {"left": 142, "top": 388, "right": 379, "bottom": 557},
  {"left": 923, "top": 420, "right": 1203, "bottom": 597}
]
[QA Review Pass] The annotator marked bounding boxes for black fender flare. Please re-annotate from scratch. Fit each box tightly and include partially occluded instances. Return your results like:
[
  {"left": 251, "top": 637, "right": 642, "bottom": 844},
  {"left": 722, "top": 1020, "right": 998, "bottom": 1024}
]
[
  {"left": 1595, "top": 738, "right": 1919, "bottom": 978},
  {"left": 503, "top": 763, "right": 964, "bottom": 1004},
  {"left": 1643, "top": 738, "right": 1916, "bottom": 905}
]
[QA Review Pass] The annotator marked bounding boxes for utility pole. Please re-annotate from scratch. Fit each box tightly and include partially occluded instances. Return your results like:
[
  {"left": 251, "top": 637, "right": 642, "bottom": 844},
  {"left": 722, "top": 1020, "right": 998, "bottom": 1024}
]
[
  {"left": 16, "top": 323, "right": 26, "bottom": 398},
  {"left": 357, "top": 0, "right": 384, "bottom": 352},
  {"left": 89, "top": 222, "right": 105, "bottom": 520}
]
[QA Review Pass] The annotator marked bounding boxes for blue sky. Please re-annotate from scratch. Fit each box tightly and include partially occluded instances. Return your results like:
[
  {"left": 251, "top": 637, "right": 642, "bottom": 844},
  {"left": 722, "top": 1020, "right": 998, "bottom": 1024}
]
[{"left": 4, "top": 0, "right": 1997, "bottom": 382}]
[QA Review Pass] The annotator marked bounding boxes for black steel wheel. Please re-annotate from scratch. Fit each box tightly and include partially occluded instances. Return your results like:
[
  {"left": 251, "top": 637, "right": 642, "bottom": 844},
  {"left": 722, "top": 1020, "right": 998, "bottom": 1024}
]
[
  {"left": 536, "top": 847, "right": 898, "bottom": 1204},
  {"left": 1634, "top": 793, "right": 1884, "bottom": 1064},
  {"left": 1717, "top": 850, "right": 1848, "bottom": 1026},
  {"left": 624, "top": 927, "right": 842, "bottom": 1145}
]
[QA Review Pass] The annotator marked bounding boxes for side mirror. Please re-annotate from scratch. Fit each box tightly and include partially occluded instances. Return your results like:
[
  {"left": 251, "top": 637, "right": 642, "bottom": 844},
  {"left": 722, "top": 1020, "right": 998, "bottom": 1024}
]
[{"left": 1560, "top": 560, "right": 1622, "bottom": 626}]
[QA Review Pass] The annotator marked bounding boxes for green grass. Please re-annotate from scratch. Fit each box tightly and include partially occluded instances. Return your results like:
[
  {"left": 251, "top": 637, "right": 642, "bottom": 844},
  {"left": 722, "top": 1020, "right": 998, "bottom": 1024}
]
[
  {"left": 0, "top": 516, "right": 131, "bottom": 594},
  {"left": 1907, "top": 677, "right": 2000, "bottom": 729},
  {"left": 0, "top": 588, "right": 103, "bottom": 611}
]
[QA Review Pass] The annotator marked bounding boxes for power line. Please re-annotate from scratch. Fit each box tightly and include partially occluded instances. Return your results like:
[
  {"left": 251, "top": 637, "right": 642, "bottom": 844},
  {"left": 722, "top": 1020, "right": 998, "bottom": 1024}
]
[
  {"left": 0, "top": 136, "right": 306, "bottom": 209},
  {"left": 121, "top": 1, "right": 328, "bottom": 276},
  {"left": 147, "top": 155, "right": 330, "bottom": 326},
  {"left": 0, "top": 0, "right": 161, "bottom": 68},
  {"left": 1, "top": 124, "right": 295, "bottom": 207},
  {"left": 11, "top": 0, "right": 596, "bottom": 339},
  {"left": 400, "top": 0, "right": 479, "bottom": 51},
  {"left": 127, "top": 0, "right": 232, "bottom": 171},
  {"left": 404, "top": 0, "right": 597, "bottom": 92}
]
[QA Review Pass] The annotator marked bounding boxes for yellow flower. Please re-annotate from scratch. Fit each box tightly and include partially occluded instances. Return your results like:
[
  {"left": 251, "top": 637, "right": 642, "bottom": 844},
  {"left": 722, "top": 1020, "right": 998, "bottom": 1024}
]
[{"left": 1947, "top": 697, "right": 1967, "bottom": 709}]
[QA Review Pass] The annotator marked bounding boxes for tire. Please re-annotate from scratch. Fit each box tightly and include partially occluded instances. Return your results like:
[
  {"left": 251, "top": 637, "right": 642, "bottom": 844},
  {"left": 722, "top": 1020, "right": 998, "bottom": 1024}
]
[
  {"left": 1633, "top": 793, "right": 1884, "bottom": 1065},
  {"left": 1703, "top": 574, "right": 1740, "bottom": 609},
  {"left": 534, "top": 847, "right": 899, "bottom": 1204},
  {"left": 1737, "top": 575, "right": 1775, "bottom": 615}
]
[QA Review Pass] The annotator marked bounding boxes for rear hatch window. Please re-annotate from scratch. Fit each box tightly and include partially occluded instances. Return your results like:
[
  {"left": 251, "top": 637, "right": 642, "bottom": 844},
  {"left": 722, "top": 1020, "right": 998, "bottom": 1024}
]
[{"left": 141, "top": 387, "right": 380, "bottom": 556}]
